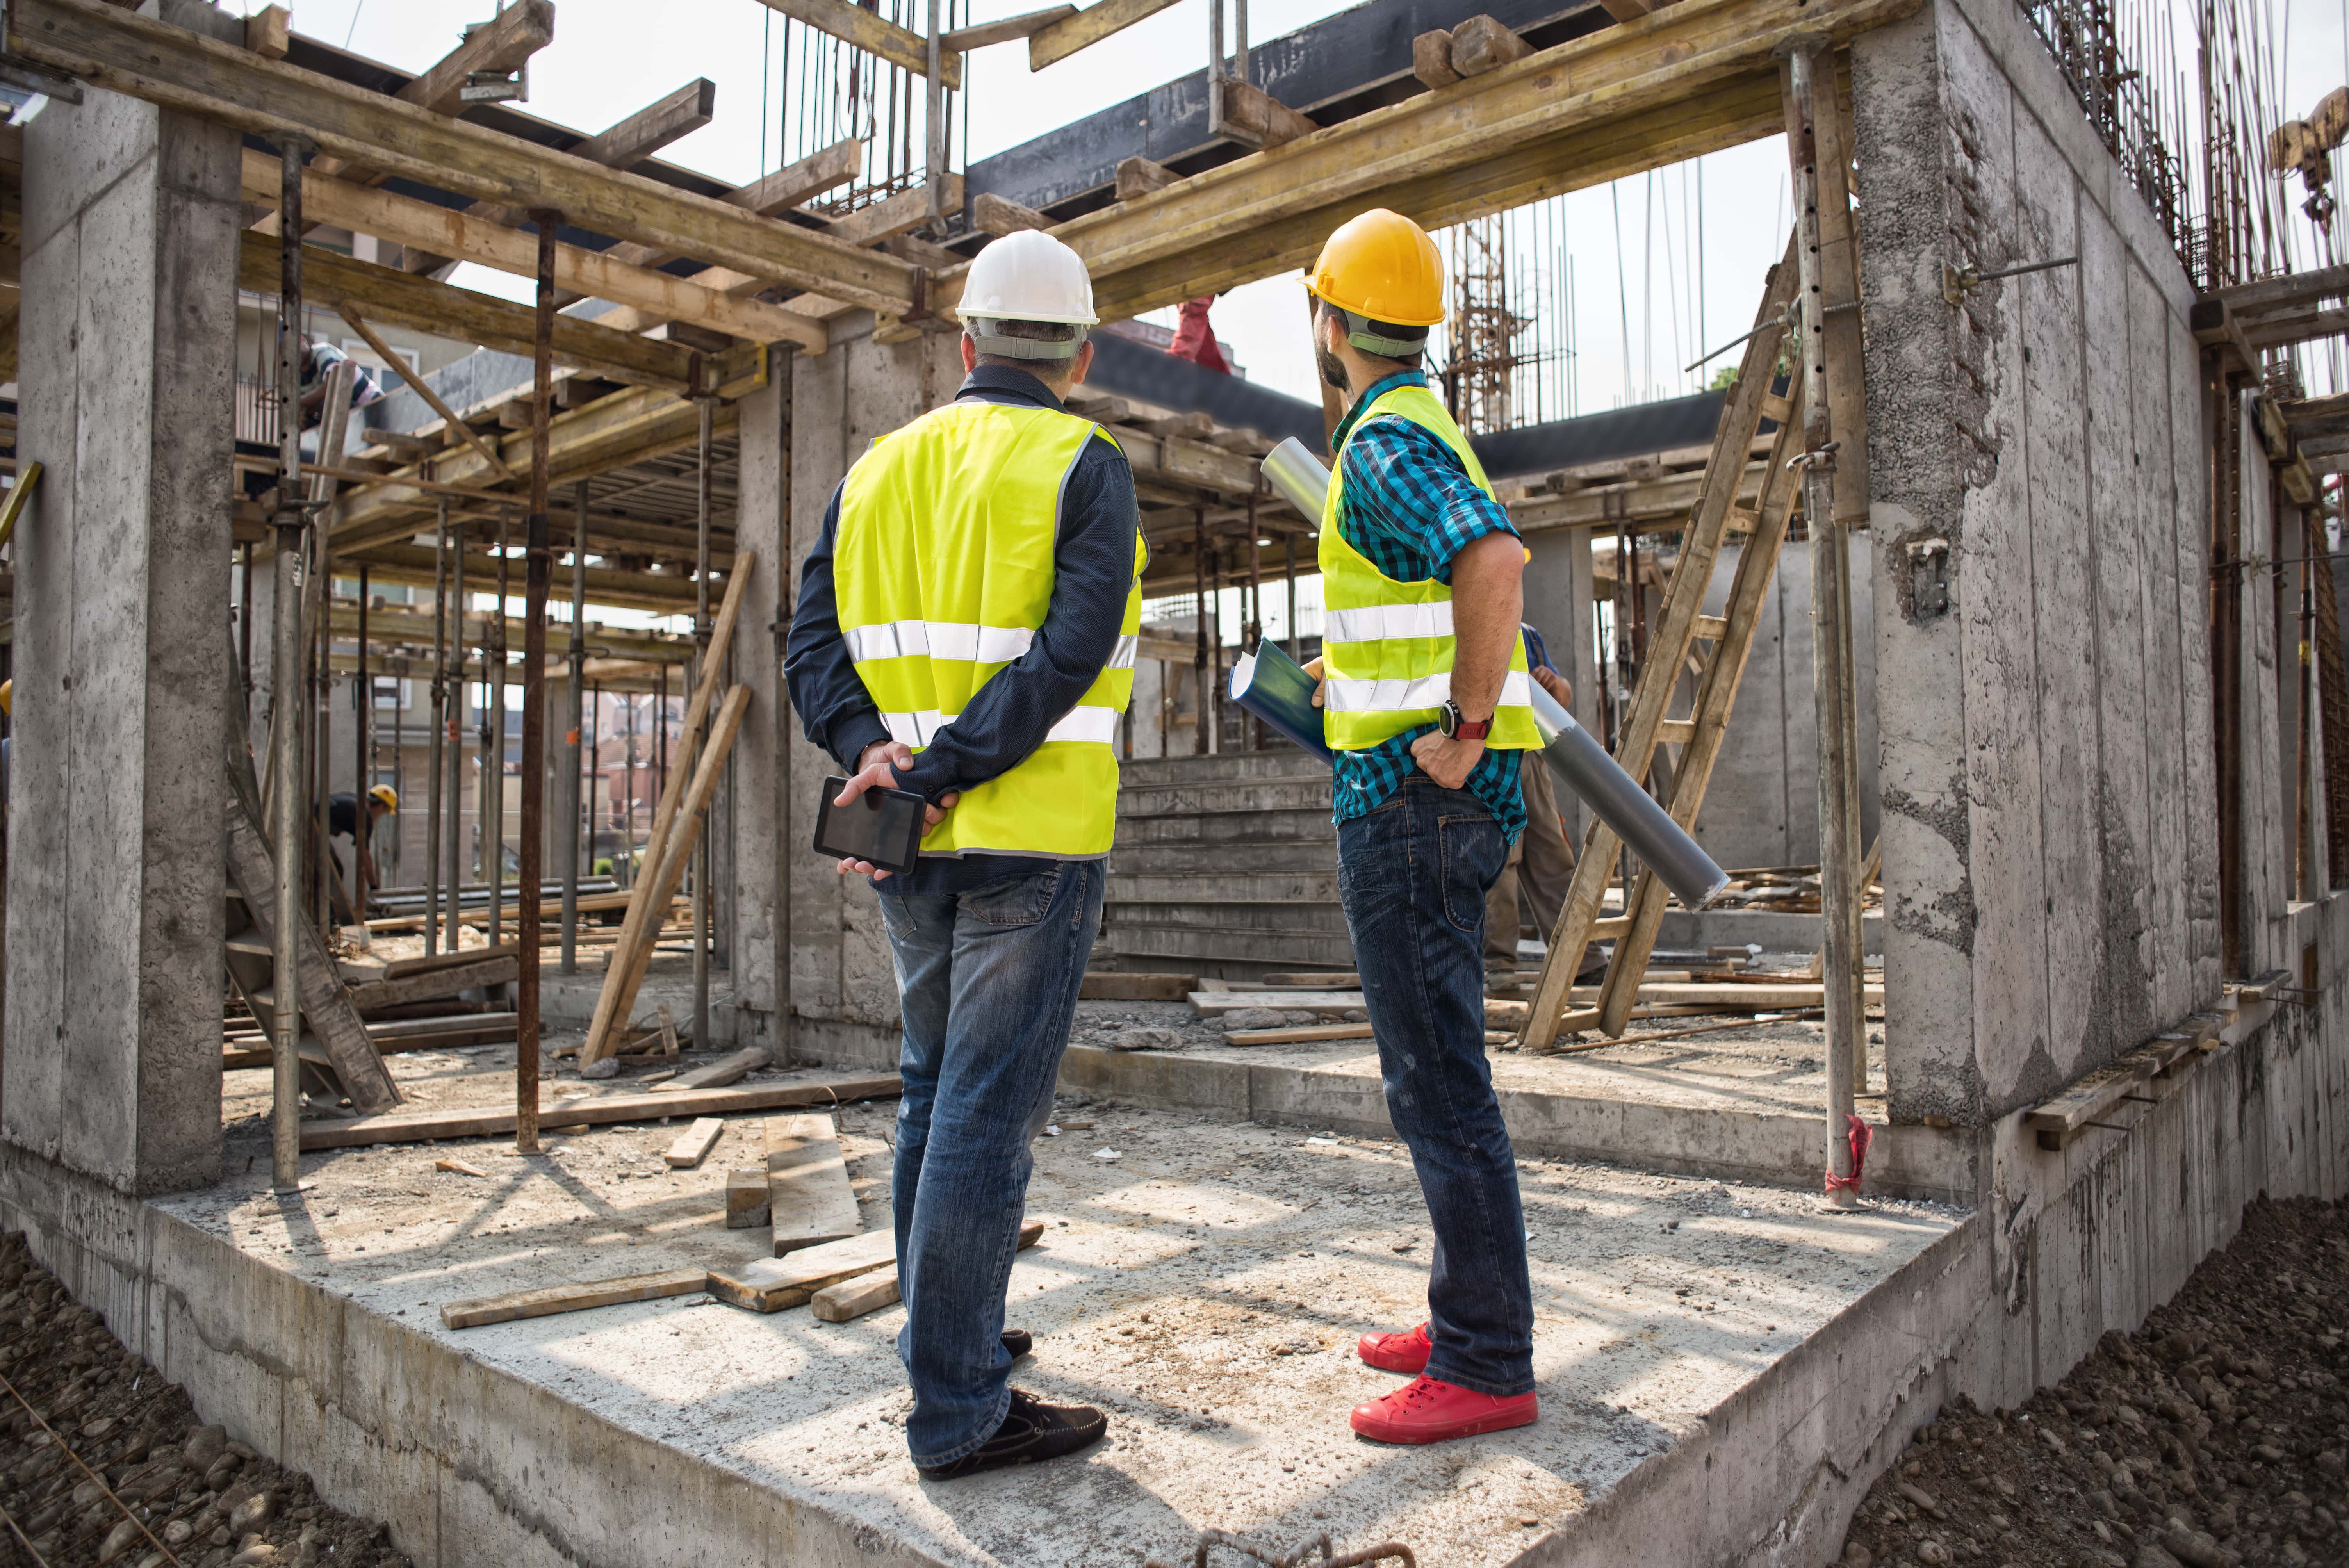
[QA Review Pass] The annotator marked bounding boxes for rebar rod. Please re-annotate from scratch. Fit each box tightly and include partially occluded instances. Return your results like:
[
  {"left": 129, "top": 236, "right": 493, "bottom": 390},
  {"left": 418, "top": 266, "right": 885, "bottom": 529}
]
[
  {"left": 445, "top": 519, "right": 468, "bottom": 955},
  {"left": 693, "top": 397, "right": 714, "bottom": 1051},
  {"left": 268, "top": 133, "right": 310, "bottom": 1192},
  {"left": 563, "top": 479, "right": 588, "bottom": 973},
  {"left": 487, "top": 514, "right": 511, "bottom": 944}
]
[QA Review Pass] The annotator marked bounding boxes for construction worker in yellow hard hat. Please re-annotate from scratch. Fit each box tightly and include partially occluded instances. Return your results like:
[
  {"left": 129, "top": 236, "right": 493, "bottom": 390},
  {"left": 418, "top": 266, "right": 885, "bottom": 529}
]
[
  {"left": 324, "top": 783, "right": 398, "bottom": 921},
  {"left": 1298, "top": 207, "right": 1544, "bottom": 1448},
  {"left": 783, "top": 225, "right": 1138, "bottom": 1481}
]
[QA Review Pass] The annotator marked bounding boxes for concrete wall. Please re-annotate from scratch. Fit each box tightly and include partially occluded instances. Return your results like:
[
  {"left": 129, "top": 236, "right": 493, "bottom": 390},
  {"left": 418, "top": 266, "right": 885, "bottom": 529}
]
[
  {"left": 7, "top": 2, "right": 244, "bottom": 1196},
  {"left": 1691, "top": 535, "right": 1882, "bottom": 871},
  {"left": 781, "top": 324, "right": 966, "bottom": 1070},
  {"left": 1853, "top": 0, "right": 2219, "bottom": 1126}
]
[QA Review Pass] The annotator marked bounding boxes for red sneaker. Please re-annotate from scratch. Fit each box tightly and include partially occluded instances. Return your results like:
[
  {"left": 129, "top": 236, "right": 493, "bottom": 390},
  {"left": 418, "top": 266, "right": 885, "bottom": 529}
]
[
  {"left": 1350, "top": 1376, "right": 1538, "bottom": 1445},
  {"left": 1357, "top": 1323, "right": 1433, "bottom": 1375}
]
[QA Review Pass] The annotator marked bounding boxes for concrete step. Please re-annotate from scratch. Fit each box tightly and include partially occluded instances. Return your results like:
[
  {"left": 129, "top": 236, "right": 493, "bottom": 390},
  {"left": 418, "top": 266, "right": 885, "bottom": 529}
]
[
  {"left": 1120, "top": 776, "right": 1334, "bottom": 817},
  {"left": 1107, "top": 870, "right": 1342, "bottom": 905},
  {"left": 1101, "top": 920, "right": 1355, "bottom": 969},
  {"left": 1110, "top": 839, "right": 1334, "bottom": 875},
  {"left": 1105, "top": 896, "right": 1351, "bottom": 934},
  {"left": 1115, "top": 808, "right": 1336, "bottom": 846},
  {"left": 1119, "top": 748, "right": 1327, "bottom": 786}
]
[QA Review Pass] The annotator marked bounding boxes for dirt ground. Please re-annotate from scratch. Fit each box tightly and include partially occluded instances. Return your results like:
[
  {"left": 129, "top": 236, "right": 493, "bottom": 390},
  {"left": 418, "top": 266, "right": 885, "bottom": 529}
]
[
  {"left": 1839, "top": 1196, "right": 2349, "bottom": 1568},
  {"left": 0, "top": 1234, "right": 408, "bottom": 1568}
]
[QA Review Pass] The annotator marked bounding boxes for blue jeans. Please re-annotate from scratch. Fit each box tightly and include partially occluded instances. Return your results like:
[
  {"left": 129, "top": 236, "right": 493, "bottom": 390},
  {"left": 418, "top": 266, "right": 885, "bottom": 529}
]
[
  {"left": 1336, "top": 773, "right": 1536, "bottom": 1397},
  {"left": 875, "top": 859, "right": 1105, "bottom": 1467}
]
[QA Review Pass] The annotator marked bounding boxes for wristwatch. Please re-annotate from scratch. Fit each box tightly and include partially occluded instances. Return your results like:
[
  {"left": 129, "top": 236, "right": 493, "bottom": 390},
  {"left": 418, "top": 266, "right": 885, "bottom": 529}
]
[{"left": 1436, "top": 698, "right": 1494, "bottom": 741}]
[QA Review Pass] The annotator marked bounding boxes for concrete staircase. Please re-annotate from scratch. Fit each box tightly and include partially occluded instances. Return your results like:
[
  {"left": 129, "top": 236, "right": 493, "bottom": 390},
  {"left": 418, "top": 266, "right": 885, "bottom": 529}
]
[{"left": 1103, "top": 750, "right": 1350, "bottom": 980}]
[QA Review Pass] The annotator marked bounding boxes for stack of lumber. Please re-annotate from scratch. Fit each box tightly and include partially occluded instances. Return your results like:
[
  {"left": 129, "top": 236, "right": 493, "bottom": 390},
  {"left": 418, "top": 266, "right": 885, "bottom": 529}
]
[{"left": 1702, "top": 863, "right": 1884, "bottom": 914}]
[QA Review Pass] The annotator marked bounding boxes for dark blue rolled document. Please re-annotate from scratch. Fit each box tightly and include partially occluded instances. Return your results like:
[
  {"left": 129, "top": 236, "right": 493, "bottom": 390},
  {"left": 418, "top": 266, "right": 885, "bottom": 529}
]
[{"left": 1228, "top": 641, "right": 1336, "bottom": 766}]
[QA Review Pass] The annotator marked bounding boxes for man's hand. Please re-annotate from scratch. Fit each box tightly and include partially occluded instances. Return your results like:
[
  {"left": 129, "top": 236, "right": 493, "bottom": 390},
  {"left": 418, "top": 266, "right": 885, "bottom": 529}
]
[
  {"left": 1532, "top": 664, "right": 1571, "bottom": 707},
  {"left": 1410, "top": 729, "right": 1485, "bottom": 790},
  {"left": 1304, "top": 655, "right": 1326, "bottom": 709},
  {"left": 834, "top": 741, "right": 959, "bottom": 881}
]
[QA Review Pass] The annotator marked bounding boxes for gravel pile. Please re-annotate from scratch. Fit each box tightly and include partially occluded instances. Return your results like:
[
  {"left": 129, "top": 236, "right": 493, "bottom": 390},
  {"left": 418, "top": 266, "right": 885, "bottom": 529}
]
[
  {"left": 0, "top": 1233, "right": 408, "bottom": 1568},
  {"left": 1839, "top": 1196, "right": 2348, "bottom": 1568}
]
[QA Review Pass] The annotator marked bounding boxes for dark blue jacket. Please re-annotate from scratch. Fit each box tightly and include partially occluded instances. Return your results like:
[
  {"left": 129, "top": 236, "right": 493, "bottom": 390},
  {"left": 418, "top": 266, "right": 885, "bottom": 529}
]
[{"left": 784, "top": 366, "right": 1142, "bottom": 893}]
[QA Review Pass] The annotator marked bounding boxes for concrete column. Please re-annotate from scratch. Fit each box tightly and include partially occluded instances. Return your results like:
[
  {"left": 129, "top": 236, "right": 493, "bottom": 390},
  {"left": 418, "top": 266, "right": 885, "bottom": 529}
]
[
  {"left": 8, "top": 0, "right": 243, "bottom": 1195},
  {"left": 726, "top": 367, "right": 791, "bottom": 1055}
]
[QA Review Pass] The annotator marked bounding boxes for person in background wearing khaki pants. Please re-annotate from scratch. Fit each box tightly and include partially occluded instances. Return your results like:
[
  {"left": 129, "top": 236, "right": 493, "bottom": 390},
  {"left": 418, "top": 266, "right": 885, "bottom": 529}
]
[{"left": 1485, "top": 624, "right": 1577, "bottom": 993}]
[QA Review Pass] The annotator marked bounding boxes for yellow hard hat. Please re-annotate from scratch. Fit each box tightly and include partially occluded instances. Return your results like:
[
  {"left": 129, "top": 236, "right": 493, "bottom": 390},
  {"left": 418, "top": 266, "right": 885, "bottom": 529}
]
[
  {"left": 1305, "top": 208, "right": 1446, "bottom": 331},
  {"left": 0, "top": 680, "right": 11, "bottom": 717},
  {"left": 369, "top": 784, "right": 399, "bottom": 813}
]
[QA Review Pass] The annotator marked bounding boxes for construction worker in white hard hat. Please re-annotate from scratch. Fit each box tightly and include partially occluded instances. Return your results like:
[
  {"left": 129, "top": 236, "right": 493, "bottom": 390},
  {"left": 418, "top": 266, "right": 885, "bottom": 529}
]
[
  {"left": 323, "top": 783, "right": 398, "bottom": 921},
  {"left": 784, "top": 225, "right": 1140, "bottom": 1480},
  {"left": 1299, "top": 208, "right": 1544, "bottom": 1447}
]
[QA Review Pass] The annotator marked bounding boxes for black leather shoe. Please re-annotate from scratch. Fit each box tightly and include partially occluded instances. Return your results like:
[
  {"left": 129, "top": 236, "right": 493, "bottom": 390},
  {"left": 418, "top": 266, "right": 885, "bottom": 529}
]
[
  {"left": 1001, "top": 1329, "right": 1033, "bottom": 1360},
  {"left": 916, "top": 1389, "right": 1107, "bottom": 1480}
]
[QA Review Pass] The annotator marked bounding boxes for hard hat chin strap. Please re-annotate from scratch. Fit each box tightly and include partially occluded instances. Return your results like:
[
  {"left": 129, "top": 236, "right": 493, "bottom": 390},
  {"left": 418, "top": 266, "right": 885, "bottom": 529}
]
[
  {"left": 1335, "top": 306, "right": 1427, "bottom": 360},
  {"left": 967, "top": 319, "right": 1087, "bottom": 360}
]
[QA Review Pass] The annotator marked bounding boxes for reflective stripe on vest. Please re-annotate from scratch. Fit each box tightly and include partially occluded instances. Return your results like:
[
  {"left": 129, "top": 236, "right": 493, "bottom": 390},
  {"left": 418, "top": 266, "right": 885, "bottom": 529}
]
[
  {"left": 1317, "top": 383, "right": 1540, "bottom": 753},
  {"left": 835, "top": 399, "right": 1143, "bottom": 858}
]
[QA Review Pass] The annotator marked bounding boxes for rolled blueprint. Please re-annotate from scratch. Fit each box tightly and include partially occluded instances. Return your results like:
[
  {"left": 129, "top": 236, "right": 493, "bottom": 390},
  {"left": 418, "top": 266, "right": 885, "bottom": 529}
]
[
  {"left": 1256, "top": 437, "right": 1729, "bottom": 912},
  {"left": 1229, "top": 640, "right": 1337, "bottom": 765}
]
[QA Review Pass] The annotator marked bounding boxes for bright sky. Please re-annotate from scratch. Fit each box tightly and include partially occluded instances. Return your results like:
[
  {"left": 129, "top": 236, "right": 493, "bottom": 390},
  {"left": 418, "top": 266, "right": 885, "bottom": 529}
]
[{"left": 257, "top": 0, "right": 2342, "bottom": 405}]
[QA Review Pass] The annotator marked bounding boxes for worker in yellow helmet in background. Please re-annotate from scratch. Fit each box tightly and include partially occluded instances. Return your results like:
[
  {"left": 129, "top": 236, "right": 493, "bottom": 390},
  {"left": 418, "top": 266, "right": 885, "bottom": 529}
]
[
  {"left": 323, "top": 782, "right": 397, "bottom": 921},
  {"left": 784, "top": 228, "right": 1140, "bottom": 1481},
  {"left": 1299, "top": 208, "right": 1543, "bottom": 1447}
]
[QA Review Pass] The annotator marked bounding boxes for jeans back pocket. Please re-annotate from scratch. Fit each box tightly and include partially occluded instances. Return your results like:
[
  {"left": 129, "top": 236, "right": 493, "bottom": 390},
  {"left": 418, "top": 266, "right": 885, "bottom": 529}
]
[{"left": 963, "top": 866, "right": 1063, "bottom": 929}]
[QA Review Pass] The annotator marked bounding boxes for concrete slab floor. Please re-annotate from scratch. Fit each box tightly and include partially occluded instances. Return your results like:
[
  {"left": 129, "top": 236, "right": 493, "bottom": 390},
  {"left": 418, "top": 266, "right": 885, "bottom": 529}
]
[{"left": 195, "top": 1036, "right": 1965, "bottom": 1565}]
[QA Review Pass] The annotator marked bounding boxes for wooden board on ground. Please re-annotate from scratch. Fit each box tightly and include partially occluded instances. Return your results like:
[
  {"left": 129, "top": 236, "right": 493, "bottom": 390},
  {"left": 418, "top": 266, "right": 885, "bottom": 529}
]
[
  {"left": 811, "top": 1221, "right": 1045, "bottom": 1323},
  {"left": 725, "top": 1167, "right": 771, "bottom": 1228},
  {"left": 1561, "top": 981, "right": 1886, "bottom": 1009},
  {"left": 1255, "top": 973, "right": 1361, "bottom": 988},
  {"left": 222, "top": 1011, "right": 521, "bottom": 1068},
  {"left": 441, "top": 1267, "right": 709, "bottom": 1329},
  {"left": 1223, "top": 1021, "right": 1371, "bottom": 1046},
  {"left": 766, "top": 1113, "right": 861, "bottom": 1256},
  {"left": 664, "top": 1117, "right": 724, "bottom": 1169},
  {"left": 1078, "top": 972, "right": 1198, "bottom": 1001},
  {"left": 298, "top": 1071, "right": 902, "bottom": 1150},
  {"left": 346, "top": 953, "right": 519, "bottom": 1012},
  {"left": 652, "top": 1045, "right": 766, "bottom": 1092},
  {"left": 706, "top": 1229, "right": 897, "bottom": 1313},
  {"left": 1189, "top": 990, "right": 1363, "bottom": 1017}
]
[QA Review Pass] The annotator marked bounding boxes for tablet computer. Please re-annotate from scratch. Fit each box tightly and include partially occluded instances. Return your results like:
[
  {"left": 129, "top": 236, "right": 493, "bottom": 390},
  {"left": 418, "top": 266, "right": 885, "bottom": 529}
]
[{"left": 811, "top": 775, "right": 927, "bottom": 875}]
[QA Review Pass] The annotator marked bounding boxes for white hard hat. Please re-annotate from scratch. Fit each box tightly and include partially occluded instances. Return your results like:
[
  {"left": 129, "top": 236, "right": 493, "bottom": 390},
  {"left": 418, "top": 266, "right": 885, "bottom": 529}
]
[{"left": 957, "top": 230, "right": 1096, "bottom": 360}]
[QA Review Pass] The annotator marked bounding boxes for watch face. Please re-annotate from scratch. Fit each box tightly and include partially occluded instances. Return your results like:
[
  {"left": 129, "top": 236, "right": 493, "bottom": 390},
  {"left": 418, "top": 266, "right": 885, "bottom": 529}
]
[{"left": 1437, "top": 700, "right": 1459, "bottom": 738}]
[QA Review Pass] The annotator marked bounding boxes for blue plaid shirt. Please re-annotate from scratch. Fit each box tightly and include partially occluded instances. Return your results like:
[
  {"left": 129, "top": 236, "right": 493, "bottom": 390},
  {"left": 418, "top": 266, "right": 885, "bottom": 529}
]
[{"left": 1326, "top": 371, "right": 1526, "bottom": 843}]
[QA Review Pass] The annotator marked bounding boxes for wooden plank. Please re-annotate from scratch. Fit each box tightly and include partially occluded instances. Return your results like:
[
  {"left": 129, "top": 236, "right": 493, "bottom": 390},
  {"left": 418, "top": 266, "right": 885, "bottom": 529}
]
[
  {"left": 237, "top": 235, "right": 698, "bottom": 390},
  {"left": 1257, "top": 972, "right": 1362, "bottom": 987},
  {"left": 652, "top": 1046, "right": 768, "bottom": 1092},
  {"left": 441, "top": 1268, "right": 707, "bottom": 1330},
  {"left": 1189, "top": 990, "right": 1363, "bottom": 1016},
  {"left": 344, "top": 953, "right": 517, "bottom": 1012},
  {"left": 574, "top": 78, "right": 718, "bottom": 170},
  {"left": 1215, "top": 80, "right": 1316, "bottom": 149},
  {"left": 749, "top": 0, "right": 962, "bottom": 89},
  {"left": 1115, "top": 155, "right": 1176, "bottom": 201},
  {"left": 1224, "top": 1021, "right": 1372, "bottom": 1046},
  {"left": 766, "top": 1114, "right": 862, "bottom": 1256},
  {"left": 707, "top": 1230, "right": 897, "bottom": 1313},
  {"left": 397, "top": 0, "right": 553, "bottom": 117},
  {"left": 1028, "top": 0, "right": 1185, "bottom": 70},
  {"left": 972, "top": 191, "right": 1050, "bottom": 235},
  {"left": 381, "top": 943, "right": 520, "bottom": 982},
  {"left": 827, "top": 177, "right": 964, "bottom": 247},
  {"left": 943, "top": 7, "right": 1075, "bottom": 50},
  {"left": 297, "top": 1071, "right": 903, "bottom": 1151},
  {"left": 1412, "top": 29, "right": 1461, "bottom": 88},
  {"left": 242, "top": 4, "right": 287, "bottom": 58},
  {"left": 240, "top": 151, "right": 825, "bottom": 351},
  {"left": 1078, "top": 971, "right": 1197, "bottom": 1000},
  {"left": 726, "top": 1167, "right": 772, "bottom": 1228},
  {"left": 1449, "top": 15, "right": 1533, "bottom": 75},
  {"left": 811, "top": 1222, "right": 1045, "bottom": 1323},
  {"left": 11, "top": 0, "right": 921, "bottom": 314},
  {"left": 664, "top": 1117, "right": 724, "bottom": 1169},
  {"left": 340, "top": 312, "right": 513, "bottom": 480},
  {"left": 2026, "top": 1051, "right": 2157, "bottom": 1147}
]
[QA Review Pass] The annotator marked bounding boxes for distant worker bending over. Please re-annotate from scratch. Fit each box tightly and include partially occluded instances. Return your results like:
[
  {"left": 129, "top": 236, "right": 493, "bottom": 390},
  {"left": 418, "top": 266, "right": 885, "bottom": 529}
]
[
  {"left": 325, "top": 783, "right": 397, "bottom": 921},
  {"left": 1302, "top": 208, "right": 1543, "bottom": 1445},
  {"left": 784, "top": 231, "right": 1142, "bottom": 1480}
]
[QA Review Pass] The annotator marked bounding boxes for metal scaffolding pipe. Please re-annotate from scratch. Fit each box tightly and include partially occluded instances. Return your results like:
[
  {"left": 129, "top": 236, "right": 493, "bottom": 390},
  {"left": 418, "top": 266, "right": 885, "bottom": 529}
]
[
  {"left": 268, "top": 134, "right": 310, "bottom": 1192},
  {"left": 516, "top": 209, "right": 558, "bottom": 1155},
  {"left": 424, "top": 504, "right": 448, "bottom": 957},
  {"left": 1783, "top": 41, "right": 1866, "bottom": 1208},
  {"left": 444, "top": 519, "right": 468, "bottom": 956}
]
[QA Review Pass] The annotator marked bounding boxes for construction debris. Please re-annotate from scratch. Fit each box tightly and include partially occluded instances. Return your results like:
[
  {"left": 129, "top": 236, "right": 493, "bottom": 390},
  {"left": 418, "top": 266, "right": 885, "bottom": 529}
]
[{"left": 663, "top": 1117, "right": 725, "bottom": 1169}]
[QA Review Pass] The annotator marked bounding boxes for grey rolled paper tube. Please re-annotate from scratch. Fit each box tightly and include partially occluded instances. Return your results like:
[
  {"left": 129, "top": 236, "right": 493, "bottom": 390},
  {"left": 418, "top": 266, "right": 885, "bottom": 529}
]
[
  {"left": 1257, "top": 436, "right": 1729, "bottom": 912},
  {"left": 1527, "top": 681, "right": 1728, "bottom": 911}
]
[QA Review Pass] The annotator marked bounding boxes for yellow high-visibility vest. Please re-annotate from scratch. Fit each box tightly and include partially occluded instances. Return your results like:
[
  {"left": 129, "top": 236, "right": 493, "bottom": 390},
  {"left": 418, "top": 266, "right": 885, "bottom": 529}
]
[
  {"left": 834, "top": 399, "right": 1143, "bottom": 858},
  {"left": 1317, "top": 383, "right": 1539, "bottom": 753}
]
